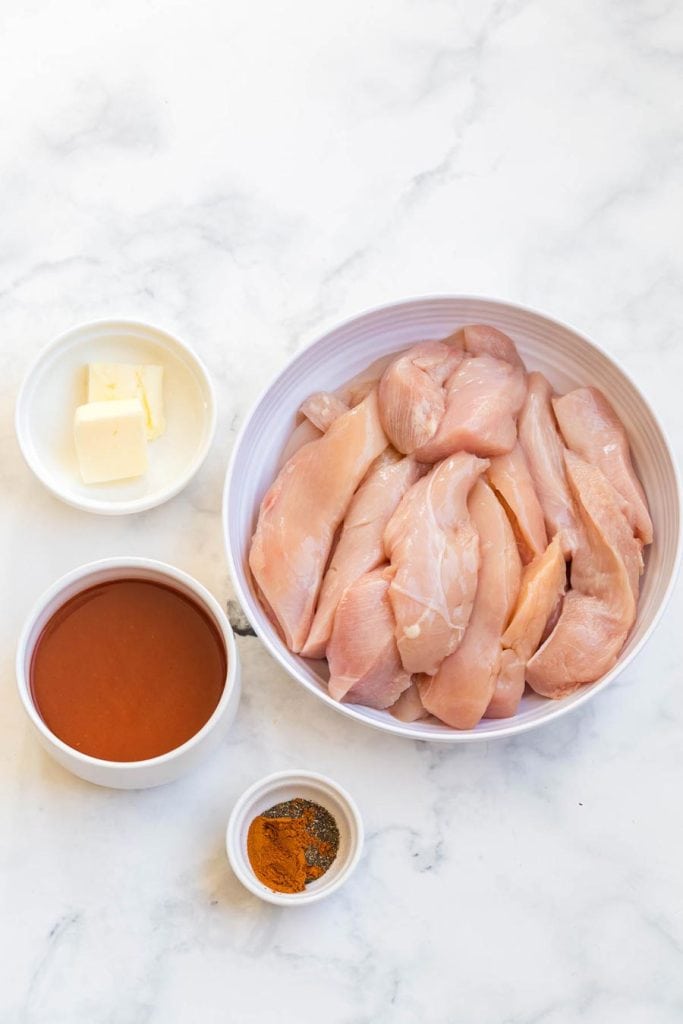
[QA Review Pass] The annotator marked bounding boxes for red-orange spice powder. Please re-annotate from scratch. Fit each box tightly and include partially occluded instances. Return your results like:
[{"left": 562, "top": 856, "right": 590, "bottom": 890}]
[{"left": 247, "top": 798, "right": 339, "bottom": 894}]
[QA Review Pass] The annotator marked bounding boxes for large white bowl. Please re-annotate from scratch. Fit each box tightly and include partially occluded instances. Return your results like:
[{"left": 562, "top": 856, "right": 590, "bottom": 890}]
[{"left": 224, "top": 297, "right": 681, "bottom": 742}]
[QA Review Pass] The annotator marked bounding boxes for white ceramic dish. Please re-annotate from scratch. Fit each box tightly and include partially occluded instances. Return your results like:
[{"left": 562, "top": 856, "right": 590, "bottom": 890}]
[
  {"left": 16, "top": 557, "right": 240, "bottom": 788},
  {"left": 226, "top": 769, "right": 363, "bottom": 906},
  {"left": 15, "top": 319, "right": 216, "bottom": 515},
  {"left": 224, "top": 296, "right": 682, "bottom": 743}
]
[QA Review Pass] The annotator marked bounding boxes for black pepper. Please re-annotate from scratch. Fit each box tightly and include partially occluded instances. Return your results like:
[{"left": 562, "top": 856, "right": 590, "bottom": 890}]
[{"left": 261, "top": 798, "right": 340, "bottom": 878}]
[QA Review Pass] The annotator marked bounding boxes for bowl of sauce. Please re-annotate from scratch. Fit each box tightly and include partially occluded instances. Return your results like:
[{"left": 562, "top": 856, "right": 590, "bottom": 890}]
[{"left": 16, "top": 558, "right": 240, "bottom": 788}]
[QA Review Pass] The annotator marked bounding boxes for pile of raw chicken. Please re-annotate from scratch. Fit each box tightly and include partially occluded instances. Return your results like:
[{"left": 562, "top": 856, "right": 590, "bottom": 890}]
[{"left": 249, "top": 325, "right": 653, "bottom": 729}]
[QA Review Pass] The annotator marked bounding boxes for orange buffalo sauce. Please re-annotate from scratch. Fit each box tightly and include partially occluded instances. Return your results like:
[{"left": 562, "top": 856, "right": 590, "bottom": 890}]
[{"left": 30, "top": 578, "right": 226, "bottom": 762}]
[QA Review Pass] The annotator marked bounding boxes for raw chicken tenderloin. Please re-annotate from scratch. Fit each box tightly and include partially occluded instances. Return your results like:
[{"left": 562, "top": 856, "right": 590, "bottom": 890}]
[
  {"left": 502, "top": 534, "right": 567, "bottom": 659},
  {"left": 518, "top": 371, "right": 580, "bottom": 557},
  {"left": 415, "top": 354, "right": 526, "bottom": 462},
  {"left": 327, "top": 568, "right": 411, "bottom": 709},
  {"left": 461, "top": 323, "right": 526, "bottom": 370},
  {"left": 279, "top": 392, "right": 348, "bottom": 466},
  {"left": 485, "top": 649, "right": 526, "bottom": 719},
  {"left": 390, "top": 679, "right": 430, "bottom": 722},
  {"left": 553, "top": 387, "right": 653, "bottom": 544},
  {"left": 279, "top": 419, "right": 322, "bottom": 466},
  {"left": 249, "top": 389, "right": 388, "bottom": 652},
  {"left": 378, "top": 340, "right": 463, "bottom": 454},
  {"left": 419, "top": 480, "right": 522, "bottom": 728},
  {"left": 485, "top": 534, "right": 566, "bottom": 718},
  {"left": 300, "top": 392, "right": 349, "bottom": 432},
  {"left": 384, "top": 452, "right": 487, "bottom": 675},
  {"left": 302, "top": 451, "right": 423, "bottom": 659},
  {"left": 337, "top": 352, "right": 398, "bottom": 408},
  {"left": 488, "top": 443, "right": 548, "bottom": 562},
  {"left": 526, "top": 453, "right": 642, "bottom": 698},
  {"left": 565, "top": 452, "right": 643, "bottom": 602}
]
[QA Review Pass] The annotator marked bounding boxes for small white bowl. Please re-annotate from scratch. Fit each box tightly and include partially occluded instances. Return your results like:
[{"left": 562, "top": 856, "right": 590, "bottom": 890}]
[
  {"left": 16, "top": 557, "right": 240, "bottom": 789},
  {"left": 15, "top": 319, "right": 216, "bottom": 515},
  {"left": 224, "top": 295, "right": 682, "bottom": 743},
  {"left": 226, "top": 770, "right": 364, "bottom": 906}
]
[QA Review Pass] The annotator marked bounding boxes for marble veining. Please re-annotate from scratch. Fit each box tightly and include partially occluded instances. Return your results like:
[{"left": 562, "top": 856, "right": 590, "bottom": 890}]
[{"left": 1, "top": 0, "right": 682, "bottom": 1020}]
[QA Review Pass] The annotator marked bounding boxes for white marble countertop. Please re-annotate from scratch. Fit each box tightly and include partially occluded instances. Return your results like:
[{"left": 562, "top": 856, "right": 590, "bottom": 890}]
[{"left": 2, "top": 1, "right": 682, "bottom": 1020}]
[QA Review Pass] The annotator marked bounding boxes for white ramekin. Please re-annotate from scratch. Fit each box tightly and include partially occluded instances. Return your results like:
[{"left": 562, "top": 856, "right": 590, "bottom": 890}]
[
  {"left": 15, "top": 319, "right": 216, "bottom": 515},
  {"left": 226, "top": 769, "right": 364, "bottom": 906},
  {"left": 16, "top": 557, "right": 240, "bottom": 789}
]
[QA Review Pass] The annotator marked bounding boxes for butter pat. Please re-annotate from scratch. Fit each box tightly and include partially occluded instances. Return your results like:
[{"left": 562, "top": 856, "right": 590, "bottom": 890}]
[
  {"left": 74, "top": 399, "right": 148, "bottom": 484},
  {"left": 87, "top": 363, "right": 165, "bottom": 440}
]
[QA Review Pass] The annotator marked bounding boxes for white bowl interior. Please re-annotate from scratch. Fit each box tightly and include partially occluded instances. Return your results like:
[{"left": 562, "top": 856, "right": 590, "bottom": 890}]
[
  {"left": 17, "top": 558, "right": 237, "bottom": 779},
  {"left": 225, "top": 297, "right": 681, "bottom": 742},
  {"left": 16, "top": 320, "right": 215, "bottom": 514},
  {"left": 227, "top": 772, "right": 363, "bottom": 905}
]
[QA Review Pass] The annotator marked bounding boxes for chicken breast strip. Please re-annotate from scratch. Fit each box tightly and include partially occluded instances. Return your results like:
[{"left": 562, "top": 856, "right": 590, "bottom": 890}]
[
  {"left": 327, "top": 567, "right": 411, "bottom": 709},
  {"left": 415, "top": 354, "right": 526, "bottom": 462},
  {"left": 488, "top": 443, "right": 548, "bottom": 562},
  {"left": 384, "top": 452, "right": 487, "bottom": 675},
  {"left": 518, "top": 371, "right": 580, "bottom": 557},
  {"left": 484, "top": 650, "right": 527, "bottom": 720},
  {"left": 378, "top": 340, "right": 463, "bottom": 454},
  {"left": 249, "top": 389, "right": 388, "bottom": 652},
  {"left": 526, "top": 453, "right": 642, "bottom": 698},
  {"left": 279, "top": 391, "right": 348, "bottom": 465},
  {"left": 302, "top": 450, "right": 423, "bottom": 659},
  {"left": 460, "top": 323, "right": 526, "bottom": 370},
  {"left": 418, "top": 479, "right": 522, "bottom": 729},
  {"left": 553, "top": 387, "right": 653, "bottom": 544},
  {"left": 485, "top": 533, "right": 566, "bottom": 719},
  {"left": 390, "top": 679, "right": 430, "bottom": 722},
  {"left": 299, "top": 392, "right": 349, "bottom": 432}
]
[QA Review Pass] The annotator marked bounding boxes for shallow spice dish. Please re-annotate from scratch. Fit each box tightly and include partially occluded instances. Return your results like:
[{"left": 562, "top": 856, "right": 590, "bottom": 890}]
[{"left": 226, "top": 769, "right": 364, "bottom": 906}]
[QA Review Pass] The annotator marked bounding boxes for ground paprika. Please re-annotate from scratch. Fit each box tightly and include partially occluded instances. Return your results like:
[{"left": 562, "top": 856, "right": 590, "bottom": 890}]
[{"left": 246, "top": 798, "right": 339, "bottom": 893}]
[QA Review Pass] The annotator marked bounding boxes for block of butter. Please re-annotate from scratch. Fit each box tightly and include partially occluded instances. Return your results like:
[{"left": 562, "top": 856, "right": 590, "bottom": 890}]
[
  {"left": 74, "top": 399, "right": 148, "bottom": 484},
  {"left": 87, "top": 363, "right": 165, "bottom": 440}
]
